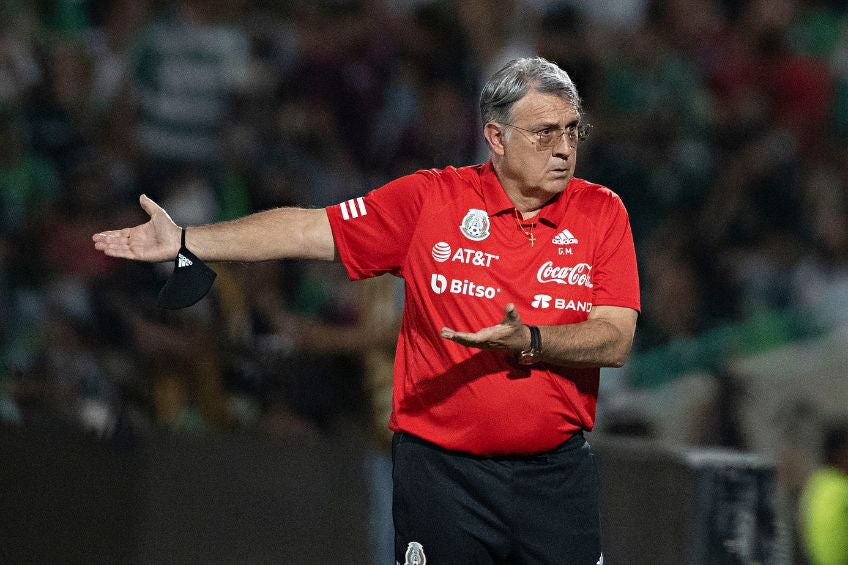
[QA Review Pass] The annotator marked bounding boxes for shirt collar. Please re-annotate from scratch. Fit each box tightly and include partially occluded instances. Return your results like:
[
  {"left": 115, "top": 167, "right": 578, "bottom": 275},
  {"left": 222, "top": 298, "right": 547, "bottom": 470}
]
[{"left": 479, "top": 161, "right": 567, "bottom": 228}]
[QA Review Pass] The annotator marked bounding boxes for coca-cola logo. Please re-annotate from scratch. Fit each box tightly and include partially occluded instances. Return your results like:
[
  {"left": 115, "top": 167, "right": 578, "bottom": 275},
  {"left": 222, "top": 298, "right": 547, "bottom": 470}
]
[{"left": 536, "top": 261, "right": 593, "bottom": 288}]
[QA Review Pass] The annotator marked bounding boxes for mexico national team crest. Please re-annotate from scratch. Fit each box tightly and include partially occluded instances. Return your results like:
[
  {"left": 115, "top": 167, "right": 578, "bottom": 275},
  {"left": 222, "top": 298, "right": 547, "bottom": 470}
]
[
  {"left": 401, "top": 541, "right": 426, "bottom": 565},
  {"left": 460, "top": 208, "right": 490, "bottom": 241}
]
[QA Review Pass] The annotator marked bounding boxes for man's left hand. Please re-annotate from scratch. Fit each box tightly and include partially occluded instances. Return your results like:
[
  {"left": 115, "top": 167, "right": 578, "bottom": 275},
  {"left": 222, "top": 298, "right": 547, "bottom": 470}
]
[{"left": 440, "top": 303, "right": 529, "bottom": 353}]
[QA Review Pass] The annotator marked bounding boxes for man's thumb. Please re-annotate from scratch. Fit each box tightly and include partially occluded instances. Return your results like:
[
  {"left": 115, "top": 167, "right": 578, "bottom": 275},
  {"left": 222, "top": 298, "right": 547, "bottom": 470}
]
[
  {"left": 504, "top": 303, "right": 521, "bottom": 325},
  {"left": 139, "top": 194, "right": 160, "bottom": 218}
]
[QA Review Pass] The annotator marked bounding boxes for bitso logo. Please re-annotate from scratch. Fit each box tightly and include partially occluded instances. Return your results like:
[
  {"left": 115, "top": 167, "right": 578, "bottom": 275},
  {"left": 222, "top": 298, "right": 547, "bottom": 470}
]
[
  {"left": 460, "top": 209, "right": 490, "bottom": 241},
  {"left": 432, "top": 242, "right": 451, "bottom": 262},
  {"left": 430, "top": 274, "right": 500, "bottom": 299},
  {"left": 431, "top": 274, "right": 448, "bottom": 294},
  {"left": 532, "top": 294, "right": 552, "bottom": 308}
]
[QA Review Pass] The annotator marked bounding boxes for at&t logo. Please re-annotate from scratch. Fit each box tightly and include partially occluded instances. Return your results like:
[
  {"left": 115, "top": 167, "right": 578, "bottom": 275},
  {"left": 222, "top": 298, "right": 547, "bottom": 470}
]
[
  {"left": 431, "top": 242, "right": 499, "bottom": 267},
  {"left": 432, "top": 242, "right": 452, "bottom": 262},
  {"left": 430, "top": 274, "right": 500, "bottom": 299}
]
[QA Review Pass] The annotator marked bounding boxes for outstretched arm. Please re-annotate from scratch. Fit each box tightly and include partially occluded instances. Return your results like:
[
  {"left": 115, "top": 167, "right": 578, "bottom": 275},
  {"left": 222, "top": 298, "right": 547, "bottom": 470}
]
[
  {"left": 441, "top": 304, "right": 638, "bottom": 369},
  {"left": 92, "top": 194, "right": 336, "bottom": 262}
]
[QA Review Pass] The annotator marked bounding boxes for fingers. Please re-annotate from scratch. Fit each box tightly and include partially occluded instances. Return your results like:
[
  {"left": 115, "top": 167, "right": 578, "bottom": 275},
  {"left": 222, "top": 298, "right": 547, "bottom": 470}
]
[
  {"left": 92, "top": 194, "right": 153, "bottom": 251},
  {"left": 440, "top": 327, "right": 477, "bottom": 348},
  {"left": 440, "top": 327, "right": 458, "bottom": 340},
  {"left": 91, "top": 229, "right": 128, "bottom": 246},
  {"left": 441, "top": 304, "right": 526, "bottom": 351},
  {"left": 92, "top": 194, "right": 177, "bottom": 262},
  {"left": 92, "top": 229, "right": 136, "bottom": 259}
]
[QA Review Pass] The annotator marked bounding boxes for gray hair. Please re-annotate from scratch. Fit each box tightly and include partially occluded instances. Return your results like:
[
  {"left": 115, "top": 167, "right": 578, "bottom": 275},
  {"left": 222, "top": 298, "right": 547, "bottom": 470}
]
[{"left": 479, "top": 57, "right": 581, "bottom": 126}]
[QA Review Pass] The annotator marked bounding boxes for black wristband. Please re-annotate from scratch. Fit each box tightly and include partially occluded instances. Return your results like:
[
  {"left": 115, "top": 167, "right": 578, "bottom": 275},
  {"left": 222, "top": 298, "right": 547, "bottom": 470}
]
[
  {"left": 517, "top": 325, "right": 542, "bottom": 366},
  {"left": 528, "top": 325, "right": 541, "bottom": 353}
]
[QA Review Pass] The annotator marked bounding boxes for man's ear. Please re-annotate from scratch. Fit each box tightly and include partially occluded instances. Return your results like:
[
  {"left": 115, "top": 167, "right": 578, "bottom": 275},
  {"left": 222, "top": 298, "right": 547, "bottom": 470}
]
[{"left": 483, "top": 122, "right": 506, "bottom": 156}]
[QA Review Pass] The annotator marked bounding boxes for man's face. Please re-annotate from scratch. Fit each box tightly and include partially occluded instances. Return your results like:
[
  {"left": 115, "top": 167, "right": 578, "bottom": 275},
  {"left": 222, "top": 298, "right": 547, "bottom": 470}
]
[{"left": 496, "top": 89, "right": 580, "bottom": 198}]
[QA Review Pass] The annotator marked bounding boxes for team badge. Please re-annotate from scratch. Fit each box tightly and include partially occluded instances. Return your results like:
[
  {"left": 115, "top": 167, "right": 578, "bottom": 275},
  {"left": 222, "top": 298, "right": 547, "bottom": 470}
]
[
  {"left": 402, "top": 541, "right": 426, "bottom": 565},
  {"left": 460, "top": 208, "right": 490, "bottom": 241}
]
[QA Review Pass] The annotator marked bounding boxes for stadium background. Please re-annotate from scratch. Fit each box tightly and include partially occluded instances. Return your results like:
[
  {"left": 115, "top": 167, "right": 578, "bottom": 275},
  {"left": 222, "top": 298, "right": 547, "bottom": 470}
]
[{"left": 1, "top": 0, "right": 846, "bottom": 563}]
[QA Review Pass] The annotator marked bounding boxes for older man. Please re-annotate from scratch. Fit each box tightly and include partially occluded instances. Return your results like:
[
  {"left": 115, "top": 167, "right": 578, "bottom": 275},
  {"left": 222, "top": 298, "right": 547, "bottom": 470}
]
[{"left": 94, "top": 57, "right": 639, "bottom": 565}]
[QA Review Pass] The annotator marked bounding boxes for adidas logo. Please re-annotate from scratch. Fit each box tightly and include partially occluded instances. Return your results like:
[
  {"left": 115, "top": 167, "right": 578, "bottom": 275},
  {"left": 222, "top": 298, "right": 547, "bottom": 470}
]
[
  {"left": 552, "top": 228, "right": 578, "bottom": 245},
  {"left": 177, "top": 253, "right": 193, "bottom": 268}
]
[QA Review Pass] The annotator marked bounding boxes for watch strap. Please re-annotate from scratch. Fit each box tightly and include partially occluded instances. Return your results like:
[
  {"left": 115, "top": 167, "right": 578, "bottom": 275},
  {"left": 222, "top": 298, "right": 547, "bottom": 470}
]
[{"left": 527, "top": 325, "right": 541, "bottom": 353}]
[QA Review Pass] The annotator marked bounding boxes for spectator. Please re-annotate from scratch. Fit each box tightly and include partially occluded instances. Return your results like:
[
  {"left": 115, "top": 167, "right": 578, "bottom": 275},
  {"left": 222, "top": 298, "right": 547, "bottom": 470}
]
[
  {"left": 132, "top": 0, "right": 250, "bottom": 167},
  {"left": 799, "top": 420, "right": 848, "bottom": 565},
  {"left": 0, "top": 112, "right": 60, "bottom": 236},
  {"left": 790, "top": 162, "right": 848, "bottom": 332}
]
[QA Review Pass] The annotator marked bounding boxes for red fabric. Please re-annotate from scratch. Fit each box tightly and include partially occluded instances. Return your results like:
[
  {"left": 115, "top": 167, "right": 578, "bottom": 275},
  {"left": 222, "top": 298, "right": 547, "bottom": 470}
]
[{"left": 327, "top": 163, "right": 640, "bottom": 455}]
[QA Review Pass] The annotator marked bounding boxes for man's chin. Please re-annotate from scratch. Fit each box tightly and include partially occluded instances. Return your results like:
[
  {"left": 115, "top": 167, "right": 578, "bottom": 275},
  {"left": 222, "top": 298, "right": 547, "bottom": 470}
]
[{"left": 543, "top": 177, "right": 571, "bottom": 194}]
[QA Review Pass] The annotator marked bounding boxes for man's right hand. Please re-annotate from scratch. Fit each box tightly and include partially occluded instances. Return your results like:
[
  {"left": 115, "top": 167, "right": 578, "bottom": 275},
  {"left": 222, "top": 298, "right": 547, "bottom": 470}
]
[{"left": 92, "top": 194, "right": 182, "bottom": 262}]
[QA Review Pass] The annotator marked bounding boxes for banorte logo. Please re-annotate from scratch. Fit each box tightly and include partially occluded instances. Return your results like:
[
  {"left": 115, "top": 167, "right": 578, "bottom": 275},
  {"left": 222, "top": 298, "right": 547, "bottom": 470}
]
[
  {"left": 537, "top": 261, "right": 593, "bottom": 288},
  {"left": 531, "top": 294, "right": 552, "bottom": 308}
]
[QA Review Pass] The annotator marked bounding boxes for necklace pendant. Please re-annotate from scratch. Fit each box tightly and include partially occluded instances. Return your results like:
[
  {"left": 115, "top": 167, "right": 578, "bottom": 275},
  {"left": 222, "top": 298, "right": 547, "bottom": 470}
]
[{"left": 529, "top": 233, "right": 536, "bottom": 246}]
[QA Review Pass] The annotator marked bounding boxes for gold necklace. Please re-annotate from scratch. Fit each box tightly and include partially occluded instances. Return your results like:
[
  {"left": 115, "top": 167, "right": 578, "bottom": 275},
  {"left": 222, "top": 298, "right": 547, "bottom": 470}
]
[{"left": 514, "top": 208, "right": 536, "bottom": 246}]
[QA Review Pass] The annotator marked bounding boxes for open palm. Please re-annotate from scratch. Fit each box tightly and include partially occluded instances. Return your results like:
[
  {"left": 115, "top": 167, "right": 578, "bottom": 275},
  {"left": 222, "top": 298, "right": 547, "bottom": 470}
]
[{"left": 92, "top": 194, "right": 181, "bottom": 262}]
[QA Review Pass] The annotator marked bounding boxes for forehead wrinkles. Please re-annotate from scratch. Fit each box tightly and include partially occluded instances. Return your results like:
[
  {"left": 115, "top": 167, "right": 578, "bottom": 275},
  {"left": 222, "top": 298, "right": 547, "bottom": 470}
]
[{"left": 512, "top": 91, "right": 579, "bottom": 126}]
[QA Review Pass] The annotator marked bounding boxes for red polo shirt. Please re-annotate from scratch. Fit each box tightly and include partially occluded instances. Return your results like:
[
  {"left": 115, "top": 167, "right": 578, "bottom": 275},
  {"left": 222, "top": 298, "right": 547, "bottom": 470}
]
[{"left": 326, "top": 162, "right": 640, "bottom": 455}]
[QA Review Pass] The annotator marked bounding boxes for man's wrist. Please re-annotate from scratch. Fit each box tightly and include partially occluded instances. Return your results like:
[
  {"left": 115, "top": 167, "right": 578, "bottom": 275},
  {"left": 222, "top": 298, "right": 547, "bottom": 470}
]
[
  {"left": 517, "top": 325, "right": 542, "bottom": 365},
  {"left": 176, "top": 226, "right": 186, "bottom": 258}
]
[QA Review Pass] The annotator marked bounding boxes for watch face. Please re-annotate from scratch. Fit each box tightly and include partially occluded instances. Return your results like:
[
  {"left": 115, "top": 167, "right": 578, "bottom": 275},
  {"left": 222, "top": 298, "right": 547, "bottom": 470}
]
[{"left": 517, "top": 351, "right": 542, "bottom": 366}]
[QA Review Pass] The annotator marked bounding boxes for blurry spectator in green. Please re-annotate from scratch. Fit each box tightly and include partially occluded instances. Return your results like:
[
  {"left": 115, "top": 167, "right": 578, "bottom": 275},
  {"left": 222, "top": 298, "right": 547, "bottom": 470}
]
[
  {"left": 132, "top": 0, "right": 250, "bottom": 167},
  {"left": 800, "top": 420, "right": 848, "bottom": 565},
  {"left": 0, "top": 112, "right": 59, "bottom": 235}
]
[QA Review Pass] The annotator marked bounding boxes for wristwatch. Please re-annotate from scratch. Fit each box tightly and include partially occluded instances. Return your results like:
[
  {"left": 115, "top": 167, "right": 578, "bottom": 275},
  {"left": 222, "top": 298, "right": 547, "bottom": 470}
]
[{"left": 517, "top": 325, "right": 542, "bottom": 365}]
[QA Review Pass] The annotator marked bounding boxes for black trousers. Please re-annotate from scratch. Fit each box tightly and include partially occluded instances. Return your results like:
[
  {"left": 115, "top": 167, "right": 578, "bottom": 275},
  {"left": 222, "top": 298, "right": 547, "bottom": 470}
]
[{"left": 392, "top": 431, "right": 602, "bottom": 565}]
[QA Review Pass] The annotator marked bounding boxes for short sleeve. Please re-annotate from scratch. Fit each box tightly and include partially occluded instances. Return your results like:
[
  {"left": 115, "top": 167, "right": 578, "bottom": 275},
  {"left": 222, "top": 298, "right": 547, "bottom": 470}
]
[
  {"left": 326, "top": 172, "right": 428, "bottom": 280},
  {"left": 591, "top": 194, "right": 641, "bottom": 311}
]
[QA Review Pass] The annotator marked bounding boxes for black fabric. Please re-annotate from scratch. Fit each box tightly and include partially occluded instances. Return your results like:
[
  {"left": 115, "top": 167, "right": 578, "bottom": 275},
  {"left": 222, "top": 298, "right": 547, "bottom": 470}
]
[
  {"left": 392, "top": 431, "right": 602, "bottom": 565},
  {"left": 157, "top": 229, "right": 216, "bottom": 309}
]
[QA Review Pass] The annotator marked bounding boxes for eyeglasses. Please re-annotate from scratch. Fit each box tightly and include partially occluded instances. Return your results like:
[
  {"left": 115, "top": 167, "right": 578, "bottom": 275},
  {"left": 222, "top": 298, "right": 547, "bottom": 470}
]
[{"left": 499, "top": 122, "right": 589, "bottom": 150}]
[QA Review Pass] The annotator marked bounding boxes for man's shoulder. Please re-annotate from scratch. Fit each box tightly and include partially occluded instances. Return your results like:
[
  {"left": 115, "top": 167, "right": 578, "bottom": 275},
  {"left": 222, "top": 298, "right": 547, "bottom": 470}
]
[
  {"left": 413, "top": 163, "right": 484, "bottom": 181},
  {"left": 566, "top": 177, "right": 627, "bottom": 209},
  {"left": 569, "top": 177, "right": 618, "bottom": 198},
  {"left": 406, "top": 164, "right": 486, "bottom": 195}
]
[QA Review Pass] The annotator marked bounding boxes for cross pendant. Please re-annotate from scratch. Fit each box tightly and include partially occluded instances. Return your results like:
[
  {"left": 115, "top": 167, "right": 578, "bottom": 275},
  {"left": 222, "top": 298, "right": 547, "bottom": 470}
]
[{"left": 529, "top": 233, "right": 536, "bottom": 246}]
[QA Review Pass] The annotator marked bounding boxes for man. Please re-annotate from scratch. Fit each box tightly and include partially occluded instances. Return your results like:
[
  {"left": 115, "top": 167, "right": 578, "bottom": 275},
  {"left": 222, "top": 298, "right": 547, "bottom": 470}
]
[
  {"left": 94, "top": 57, "right": 640, "bottom": 565},
  {"left": 800, "top": 421, "right": 848, "bottom": 565}
]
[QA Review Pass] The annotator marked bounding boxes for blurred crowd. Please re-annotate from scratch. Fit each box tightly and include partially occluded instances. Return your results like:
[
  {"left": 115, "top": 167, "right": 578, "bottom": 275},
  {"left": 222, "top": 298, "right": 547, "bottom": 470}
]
[{"left": 1, "top": 0, "right": 847, "bottom": 466}]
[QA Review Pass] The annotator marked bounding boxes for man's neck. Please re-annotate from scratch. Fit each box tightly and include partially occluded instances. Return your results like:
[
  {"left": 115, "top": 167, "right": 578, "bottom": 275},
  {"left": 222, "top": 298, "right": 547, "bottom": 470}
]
[{"left": 492, "top": 164, "right": 554, "bottom": 218}]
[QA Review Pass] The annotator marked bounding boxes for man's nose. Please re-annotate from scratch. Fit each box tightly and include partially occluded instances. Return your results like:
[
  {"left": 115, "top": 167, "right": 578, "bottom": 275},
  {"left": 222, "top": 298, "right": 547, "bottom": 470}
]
[{"left": 551, "top": 133, "right": 575, "bottom": 159}]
